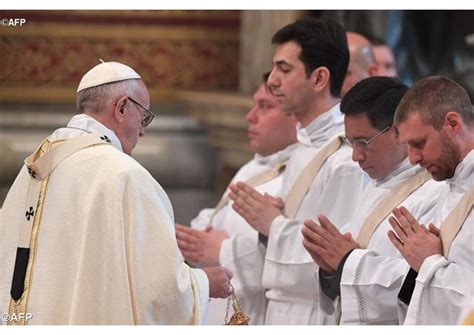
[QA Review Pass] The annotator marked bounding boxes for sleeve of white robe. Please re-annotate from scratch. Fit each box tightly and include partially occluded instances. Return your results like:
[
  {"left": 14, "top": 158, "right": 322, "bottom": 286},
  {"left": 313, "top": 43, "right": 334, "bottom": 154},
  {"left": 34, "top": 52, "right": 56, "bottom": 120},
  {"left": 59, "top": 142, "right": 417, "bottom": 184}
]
[
  {"left": 219, "top": 232, "right": 264, "bottom": 296},
  {"left": 264, "top": 155, "right": 366, "bottom": 297},
  {"left": 338, "top": 188, "right": 442, "bottom": 325},
  {"left": 112, "top": 164, "right": 209, "bottom": 324},
  {"left": 404, "top": 256, "right": 473, "bottom": 325},
  {"left": 403, "top": 211, "right": 473, "bottom": 325},
  {"left": 219, "top": 232, "right": 267, "bottom": 324},
  {"left": 340, "top": 250, "right": 410, "bottom": 324},
  {"left": 190, "top": 208, "right": 214, "bottom": 230}
]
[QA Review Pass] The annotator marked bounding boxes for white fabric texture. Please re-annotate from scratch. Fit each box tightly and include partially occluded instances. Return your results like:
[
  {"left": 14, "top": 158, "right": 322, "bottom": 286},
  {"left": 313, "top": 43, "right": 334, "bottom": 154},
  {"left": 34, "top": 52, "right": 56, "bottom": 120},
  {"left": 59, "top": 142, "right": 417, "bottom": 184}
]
[
  {"left": 0, "top": 115, "right": 209, "bottom": 325},
  {"left": 316, "top": 159, "right": 446, "bottom": 324},
  {"left": 401, "top": 149, "right": 474, "bottom": 325},
  {"left": 262, "top": 104, "right": 369, "bottom": 324},
  {"left": 190, "top": 143, "right": 297, "bottom": 325}
]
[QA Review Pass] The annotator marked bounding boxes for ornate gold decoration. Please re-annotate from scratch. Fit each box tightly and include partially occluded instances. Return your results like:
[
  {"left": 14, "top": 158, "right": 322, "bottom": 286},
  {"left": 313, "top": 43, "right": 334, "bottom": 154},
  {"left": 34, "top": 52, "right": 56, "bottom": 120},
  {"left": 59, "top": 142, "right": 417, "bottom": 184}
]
[
  {"left": 7, "top": 140, "right": 53, "bottom": 325},
  {"left": 463, "top": 310, "right": 474, "bottom": 325},
  {"left": 224, "top": 284, "right": 250, "bottom": 325}
]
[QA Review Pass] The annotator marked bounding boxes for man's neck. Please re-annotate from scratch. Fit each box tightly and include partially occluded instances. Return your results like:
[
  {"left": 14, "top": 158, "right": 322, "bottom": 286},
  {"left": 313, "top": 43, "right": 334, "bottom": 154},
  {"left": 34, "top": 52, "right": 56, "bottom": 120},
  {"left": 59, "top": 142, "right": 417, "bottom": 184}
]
[
  {"left": 458, "top": 126, "right": 474, "bottom": 161},
  {"left": 297, "top": 95, "right": 340, "bottom": 128},
  {"left": 375, "top": 152, "right": 408, "bottom": 183},
  {"left": 258, "top": 139, "right": 298, "bottom": 157},
  {"left": 84, "top": 112, "right": 115, "bottom": 134}
]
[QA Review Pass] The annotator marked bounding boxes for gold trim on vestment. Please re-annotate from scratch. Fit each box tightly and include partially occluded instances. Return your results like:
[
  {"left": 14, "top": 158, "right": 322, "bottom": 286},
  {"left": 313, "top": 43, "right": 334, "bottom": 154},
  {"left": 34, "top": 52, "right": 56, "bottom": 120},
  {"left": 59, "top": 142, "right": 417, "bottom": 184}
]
[
  {"left": 7, "top": 140, "right": 52, "bottom": 325},
  {"left": 463, "top": 310, "right": 474, "bottom": 325}
]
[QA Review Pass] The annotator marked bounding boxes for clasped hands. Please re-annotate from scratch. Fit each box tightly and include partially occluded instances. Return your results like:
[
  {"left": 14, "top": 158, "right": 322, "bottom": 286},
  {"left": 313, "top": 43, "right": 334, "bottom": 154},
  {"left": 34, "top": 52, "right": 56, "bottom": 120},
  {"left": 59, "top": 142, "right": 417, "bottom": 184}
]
[
  {"left": 228, "top": 181, "right": 283, "bottom": 236},
  {"left": 302, "top": 214, "right": 359, "bottom": 273},
  {"left": 175, "top": 224, "right": 229, "bottom": 267},
  {"left": 302, "top": 206, "right": 443, "bottom": 274},
  {"left": 387, "top": 206, "right": 442, "bottom": 272}
]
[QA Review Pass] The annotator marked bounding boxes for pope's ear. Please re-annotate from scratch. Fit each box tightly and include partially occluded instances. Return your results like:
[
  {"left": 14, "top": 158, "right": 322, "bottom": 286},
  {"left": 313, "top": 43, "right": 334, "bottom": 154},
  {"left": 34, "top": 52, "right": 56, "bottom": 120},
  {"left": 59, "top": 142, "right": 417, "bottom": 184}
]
[{"left": 113, "top": 96, "right": 128, "bottom": 123}]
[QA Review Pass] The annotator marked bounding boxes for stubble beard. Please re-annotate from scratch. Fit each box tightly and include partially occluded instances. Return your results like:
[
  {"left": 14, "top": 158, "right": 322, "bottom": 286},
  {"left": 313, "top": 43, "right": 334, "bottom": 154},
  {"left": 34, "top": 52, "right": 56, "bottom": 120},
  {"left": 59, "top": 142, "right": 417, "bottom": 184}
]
[{"left": 431, "top": 133, "right": 461, "bottom": 181}]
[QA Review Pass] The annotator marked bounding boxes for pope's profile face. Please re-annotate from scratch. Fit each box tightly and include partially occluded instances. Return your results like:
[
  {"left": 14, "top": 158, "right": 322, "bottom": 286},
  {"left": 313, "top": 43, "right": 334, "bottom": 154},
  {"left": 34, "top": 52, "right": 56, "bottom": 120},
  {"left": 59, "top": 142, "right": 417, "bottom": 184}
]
[{"left": 117, "top": 81, "right": 149, "bottom": 155}]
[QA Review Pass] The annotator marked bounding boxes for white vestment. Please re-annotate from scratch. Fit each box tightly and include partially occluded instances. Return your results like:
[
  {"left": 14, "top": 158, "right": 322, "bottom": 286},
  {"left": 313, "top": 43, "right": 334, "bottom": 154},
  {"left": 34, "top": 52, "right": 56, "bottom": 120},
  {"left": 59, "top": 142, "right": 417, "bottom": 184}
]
[
  {"left": 316, "top": 159, "right": 446, "bottom": 324},
  {"left": 0, "top": 114, "right": 209, "bottom": 325},
  {"left": 190, "top": 144, "right": 297, "bottom": 325},
  {"left": 401, "top": 150, "right": 474, "bottom": 325},
  {"left": 263, "top": 105, "right": 368, "bottom": 324}
]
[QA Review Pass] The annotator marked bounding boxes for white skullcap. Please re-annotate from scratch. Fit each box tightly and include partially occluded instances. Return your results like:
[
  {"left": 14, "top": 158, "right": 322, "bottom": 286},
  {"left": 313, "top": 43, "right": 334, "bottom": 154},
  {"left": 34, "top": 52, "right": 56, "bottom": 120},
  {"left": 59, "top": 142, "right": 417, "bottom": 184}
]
[{"left": 77, "top": 60, "right": 141, "bottom": 92}]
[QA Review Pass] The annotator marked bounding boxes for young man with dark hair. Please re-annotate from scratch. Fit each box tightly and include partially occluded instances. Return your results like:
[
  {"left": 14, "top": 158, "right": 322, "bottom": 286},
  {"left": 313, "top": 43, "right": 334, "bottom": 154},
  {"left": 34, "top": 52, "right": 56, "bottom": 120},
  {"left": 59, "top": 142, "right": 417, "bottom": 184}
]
[
  {"left": 302, "top": 76, "right": 446, "bottom": 324},
  {"left": 270, "top": 17, "right": 350, "bottom": 99},
  {"left": 229, "top": 18, "right": 367, "bottom": 324}
]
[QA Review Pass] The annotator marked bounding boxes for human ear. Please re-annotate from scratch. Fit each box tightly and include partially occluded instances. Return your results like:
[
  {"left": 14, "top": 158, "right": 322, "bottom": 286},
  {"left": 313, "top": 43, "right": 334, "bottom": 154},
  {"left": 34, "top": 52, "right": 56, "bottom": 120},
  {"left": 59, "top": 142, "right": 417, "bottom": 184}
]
[
  {"left": 113, "top": 96, "right": 128, "bottom": 124},
  {"left": 368, "top": 63, "right": 378, "bottom": 76},
  {"left": 311, "top": 66, "right": 330, "bottom": 92},
  {"left": 444, "top": 111, "right": 462, "bottom": 131}
]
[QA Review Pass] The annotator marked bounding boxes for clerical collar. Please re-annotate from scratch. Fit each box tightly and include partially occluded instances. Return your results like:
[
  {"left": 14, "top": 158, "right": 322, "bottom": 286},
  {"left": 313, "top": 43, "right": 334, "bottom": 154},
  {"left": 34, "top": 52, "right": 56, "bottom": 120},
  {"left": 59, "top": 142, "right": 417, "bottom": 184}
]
[
  {"left": 296, "top": 104, "right": 344, "bottom": 148},
  {"left": 50, "top": 114, "right": 123, "bottom": 152},
  {"left": 375, "top": 158, "right": 423, "bottom": 188},
  {"left": 254, "top": 142, "right": 298, "bottom": 167},
  {"left": 65, "top": 126, "right": 92, "bottom": 133}
]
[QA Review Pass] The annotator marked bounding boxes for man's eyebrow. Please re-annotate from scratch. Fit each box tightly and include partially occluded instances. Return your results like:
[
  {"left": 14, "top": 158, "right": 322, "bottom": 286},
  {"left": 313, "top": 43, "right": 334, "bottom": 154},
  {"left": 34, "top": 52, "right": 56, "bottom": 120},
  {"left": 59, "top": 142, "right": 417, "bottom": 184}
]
[
  {"left": 406, "top": 137, "right": 425, "bottom": 145},
  {"left": 274, "top": 60, "right": 292, "bottom": 67}
]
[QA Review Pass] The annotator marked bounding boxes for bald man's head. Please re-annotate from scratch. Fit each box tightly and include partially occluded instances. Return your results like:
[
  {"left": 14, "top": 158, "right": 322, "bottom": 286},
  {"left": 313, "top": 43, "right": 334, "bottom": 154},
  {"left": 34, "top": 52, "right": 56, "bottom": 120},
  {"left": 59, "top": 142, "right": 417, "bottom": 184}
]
[{"left": 341, "top": 32, "right": 378, "bottom": 97}]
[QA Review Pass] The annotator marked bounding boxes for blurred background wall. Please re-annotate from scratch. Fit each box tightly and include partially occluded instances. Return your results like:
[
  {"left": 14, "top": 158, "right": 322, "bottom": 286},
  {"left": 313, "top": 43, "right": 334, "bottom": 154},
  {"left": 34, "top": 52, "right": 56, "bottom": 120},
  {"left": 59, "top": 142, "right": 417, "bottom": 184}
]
[{"left": 0, "top": 10, "right": 472, "bottom": 224}]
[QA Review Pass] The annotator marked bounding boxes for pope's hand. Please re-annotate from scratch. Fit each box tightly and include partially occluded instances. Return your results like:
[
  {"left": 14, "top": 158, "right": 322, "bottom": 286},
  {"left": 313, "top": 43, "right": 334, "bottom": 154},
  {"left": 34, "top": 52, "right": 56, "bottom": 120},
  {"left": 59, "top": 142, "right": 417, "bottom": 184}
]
[{"left": 203, "top": 266, "right": 234, "bottom": 298}]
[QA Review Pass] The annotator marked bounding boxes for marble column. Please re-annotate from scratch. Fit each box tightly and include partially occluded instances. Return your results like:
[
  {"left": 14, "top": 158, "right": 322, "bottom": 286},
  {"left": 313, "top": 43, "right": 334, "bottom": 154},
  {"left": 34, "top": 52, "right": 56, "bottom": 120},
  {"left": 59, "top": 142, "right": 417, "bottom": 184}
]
[{"left": 239, "top": 10, "right": 301, "bottom": 94}]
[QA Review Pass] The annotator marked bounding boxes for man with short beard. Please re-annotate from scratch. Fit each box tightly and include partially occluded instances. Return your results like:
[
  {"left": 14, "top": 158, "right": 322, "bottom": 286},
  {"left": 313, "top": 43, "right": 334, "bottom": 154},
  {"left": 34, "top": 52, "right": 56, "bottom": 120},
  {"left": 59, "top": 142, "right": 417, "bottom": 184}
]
[{"left": 387, "top": 76, "right": 474, "bottom": 324}]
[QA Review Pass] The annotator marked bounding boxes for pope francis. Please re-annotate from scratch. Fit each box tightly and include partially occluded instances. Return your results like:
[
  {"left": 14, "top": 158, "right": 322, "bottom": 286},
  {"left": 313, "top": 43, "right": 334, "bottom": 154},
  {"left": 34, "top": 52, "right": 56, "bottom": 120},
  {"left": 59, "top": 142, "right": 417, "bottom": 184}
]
[{"left": 0, "top": 61, "right": 233, "bottom": 325}]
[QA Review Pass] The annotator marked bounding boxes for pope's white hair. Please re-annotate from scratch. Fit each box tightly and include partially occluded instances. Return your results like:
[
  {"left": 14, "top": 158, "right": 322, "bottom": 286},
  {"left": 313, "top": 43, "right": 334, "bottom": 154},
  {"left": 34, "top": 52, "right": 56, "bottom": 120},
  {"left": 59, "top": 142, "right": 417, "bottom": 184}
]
[{"left": 76, "top": 79, "right": 142, "bottom": 115}]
